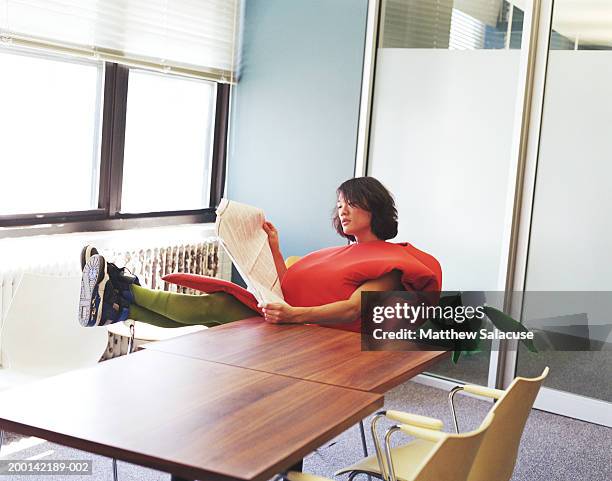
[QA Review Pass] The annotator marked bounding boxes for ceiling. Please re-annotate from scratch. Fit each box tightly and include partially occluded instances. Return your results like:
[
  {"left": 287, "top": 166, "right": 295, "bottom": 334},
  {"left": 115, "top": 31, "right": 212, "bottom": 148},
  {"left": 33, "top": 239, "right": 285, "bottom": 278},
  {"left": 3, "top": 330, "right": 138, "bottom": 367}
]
[{"left": 512, "top": 0, "right": 612, "bottom": 47}]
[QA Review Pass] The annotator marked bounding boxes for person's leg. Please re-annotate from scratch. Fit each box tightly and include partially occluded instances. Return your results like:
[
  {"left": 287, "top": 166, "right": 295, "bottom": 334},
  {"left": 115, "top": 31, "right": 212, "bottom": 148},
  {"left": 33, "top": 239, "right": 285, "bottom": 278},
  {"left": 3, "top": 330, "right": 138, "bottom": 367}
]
[
  {"left": 131, "top": 285, "right": 258, "bottom": 326},
  {"left": 127, "top": 304, "right": 187, "bottom": 328},
  {"left": 79, "top": 249, "right": 257, "bottom": 328}
]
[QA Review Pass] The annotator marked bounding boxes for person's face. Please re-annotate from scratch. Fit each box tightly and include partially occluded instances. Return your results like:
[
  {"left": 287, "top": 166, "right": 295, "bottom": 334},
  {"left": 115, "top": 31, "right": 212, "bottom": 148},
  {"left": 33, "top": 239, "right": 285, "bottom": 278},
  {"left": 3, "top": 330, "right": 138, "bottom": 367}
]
[{"left": 337, "top": 194, "right": 373, "bottom": 238}]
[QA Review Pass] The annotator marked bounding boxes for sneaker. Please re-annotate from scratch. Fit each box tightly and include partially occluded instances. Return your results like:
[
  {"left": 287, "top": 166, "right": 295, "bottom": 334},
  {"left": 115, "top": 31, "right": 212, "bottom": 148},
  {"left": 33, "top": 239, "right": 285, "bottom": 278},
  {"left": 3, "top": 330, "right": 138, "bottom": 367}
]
[
  {"left": 81, "top": 244, "right": 140, "bottom": 300},
  {"left": 79, "top": 254, "right": 107, "bottom": 327},
  {"left": 106, "top": 262, "right": 140, "bottom": 303},
  {"left": 78, "top": 254, "right": 131, "bottom": 327},
  {"left": 80, "top": 245, "right": 99, "bottom": 270}
]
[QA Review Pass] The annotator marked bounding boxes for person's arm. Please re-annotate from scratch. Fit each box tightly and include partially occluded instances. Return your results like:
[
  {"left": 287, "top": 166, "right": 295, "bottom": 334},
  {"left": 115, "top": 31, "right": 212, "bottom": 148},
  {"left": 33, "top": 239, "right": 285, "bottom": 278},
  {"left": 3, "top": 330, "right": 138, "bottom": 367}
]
[
  {"left": 263, "top": 221, "right": 288, "bottom": 281},
  {"left": 262, "top": 270, "right": 402, "bottom": 325}
]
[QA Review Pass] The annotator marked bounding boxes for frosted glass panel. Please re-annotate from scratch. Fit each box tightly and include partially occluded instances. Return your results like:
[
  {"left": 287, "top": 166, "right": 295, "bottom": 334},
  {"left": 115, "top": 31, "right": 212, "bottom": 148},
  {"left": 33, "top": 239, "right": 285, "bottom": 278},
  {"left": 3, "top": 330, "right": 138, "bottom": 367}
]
[
  {"left": 525, "top": 52, "right": 612, "bottom": 292},
  {"left": 518, "top": 51, "right": 612, "bottom": 402},
  {"left": 369, "top": 49, "right": 520, "bottom": 291}
]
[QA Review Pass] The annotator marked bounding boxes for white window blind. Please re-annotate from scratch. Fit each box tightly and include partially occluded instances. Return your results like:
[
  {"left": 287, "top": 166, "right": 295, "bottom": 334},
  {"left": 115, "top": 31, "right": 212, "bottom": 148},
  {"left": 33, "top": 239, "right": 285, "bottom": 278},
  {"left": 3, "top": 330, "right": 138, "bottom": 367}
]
[
  {"left": 449, "top": 8, "right": 486, "bottom": 50},
  {"left": 0, "top": 0, "right": 241, "bottom": 82},
  {"left": 382, "top": 0, "right": 510, "bottom": 49}
]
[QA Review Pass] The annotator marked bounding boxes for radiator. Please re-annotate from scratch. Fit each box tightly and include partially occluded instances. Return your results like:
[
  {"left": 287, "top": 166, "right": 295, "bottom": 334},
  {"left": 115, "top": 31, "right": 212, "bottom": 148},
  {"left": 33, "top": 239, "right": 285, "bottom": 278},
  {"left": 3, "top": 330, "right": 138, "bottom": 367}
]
[
  {"left": 102, "top": 241, "right": 221, "bottom": 359},
  {"left": 107, "top": 242, "right": 220, "bottom": 294},
  {"left": 0, "top": 233, "right": 225, "bottom": 361}
]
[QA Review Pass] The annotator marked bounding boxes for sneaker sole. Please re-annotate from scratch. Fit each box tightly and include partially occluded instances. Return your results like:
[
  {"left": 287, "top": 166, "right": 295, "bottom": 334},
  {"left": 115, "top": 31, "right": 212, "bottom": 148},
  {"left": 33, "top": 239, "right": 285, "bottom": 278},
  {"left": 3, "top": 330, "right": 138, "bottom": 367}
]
[
  {"left": 79, "top": 255, "right": 108, "bottom": 327},
  {"left": 80, "top": 245, "right": 99, "bottom": 270}
]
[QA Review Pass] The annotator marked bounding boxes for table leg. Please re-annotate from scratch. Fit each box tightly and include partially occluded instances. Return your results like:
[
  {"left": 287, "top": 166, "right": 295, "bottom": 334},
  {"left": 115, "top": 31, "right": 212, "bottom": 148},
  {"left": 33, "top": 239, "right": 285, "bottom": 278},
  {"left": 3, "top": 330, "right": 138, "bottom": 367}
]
[
  {"left": 288, "top": 459, "right": 303, "bottom": 472},
  {"left": 285, "top": 421, "right": 366, "bottom": 478},
  {"left": 359, "top": 420, "right": 369, "bottom": 456},
  {"left": 359, "top": 421, "right": 372, "bottom": 481}
]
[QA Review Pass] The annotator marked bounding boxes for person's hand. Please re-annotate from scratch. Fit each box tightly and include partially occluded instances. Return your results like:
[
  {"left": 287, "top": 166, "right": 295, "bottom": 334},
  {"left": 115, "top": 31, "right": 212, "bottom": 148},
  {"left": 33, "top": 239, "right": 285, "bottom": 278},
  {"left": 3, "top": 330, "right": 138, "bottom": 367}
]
[
  {"left": 263, "top": 220, "right": 280, "bottom": 252},
  {"left": 259, "top": 302, "right": 302, "bottom": 324}
]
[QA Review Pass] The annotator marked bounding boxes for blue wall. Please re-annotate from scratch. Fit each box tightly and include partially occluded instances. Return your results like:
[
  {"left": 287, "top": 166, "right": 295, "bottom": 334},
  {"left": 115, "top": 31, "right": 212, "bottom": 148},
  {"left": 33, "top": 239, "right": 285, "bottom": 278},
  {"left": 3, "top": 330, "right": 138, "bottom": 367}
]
[{"left": 227, "top": 0, "right": 368, "bottom": 257}]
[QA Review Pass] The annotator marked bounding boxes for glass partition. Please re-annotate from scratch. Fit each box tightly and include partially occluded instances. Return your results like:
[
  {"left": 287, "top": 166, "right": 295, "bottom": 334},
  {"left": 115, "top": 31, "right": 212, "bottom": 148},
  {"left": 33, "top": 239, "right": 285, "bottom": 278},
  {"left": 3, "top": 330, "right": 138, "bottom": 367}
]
[
  {"left": 368, "top": 0, "right": 526, "bottom": 385},
  {"left": 517, "top": 0, "right": 612, "bottom": 405}
]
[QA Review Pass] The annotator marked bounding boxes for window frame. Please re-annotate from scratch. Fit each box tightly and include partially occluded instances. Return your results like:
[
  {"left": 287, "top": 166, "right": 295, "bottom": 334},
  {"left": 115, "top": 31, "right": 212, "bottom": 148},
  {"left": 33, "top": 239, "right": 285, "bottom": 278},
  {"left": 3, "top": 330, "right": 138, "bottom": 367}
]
[{"left": 0, "top": 60, "right": 229, "bottom": 237}]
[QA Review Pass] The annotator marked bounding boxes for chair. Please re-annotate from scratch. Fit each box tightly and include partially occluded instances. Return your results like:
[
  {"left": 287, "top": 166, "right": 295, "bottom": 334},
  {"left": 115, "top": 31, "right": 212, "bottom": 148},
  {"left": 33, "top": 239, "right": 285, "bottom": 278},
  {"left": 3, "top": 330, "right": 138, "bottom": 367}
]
[
  {"left": 0, "top": 273, "right": 108, "bottom": 379},
  {"left": 336, "top": 368, "right": 549, "bottom": 481},
  {"left": 285, "top": 256, "right": 302, "bottom": 268},
  {"left": 286, "top": 411, "right": 494, "bottom": 481},
  {"left": 107, "top": 320, "right": 205, "bottom": 355},
  {"left": 0, "top": 273, "right": 108, "bottom": 447},
  {"left": 449, "top": 367, "right": 549, "bottom": 481}
]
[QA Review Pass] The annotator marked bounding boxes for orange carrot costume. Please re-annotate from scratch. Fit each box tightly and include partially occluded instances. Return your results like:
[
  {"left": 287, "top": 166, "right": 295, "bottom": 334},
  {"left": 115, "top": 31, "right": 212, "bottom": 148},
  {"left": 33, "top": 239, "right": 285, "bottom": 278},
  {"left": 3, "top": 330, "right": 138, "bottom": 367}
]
[{"left": 164, "top": 240, "right": 441, "bottom": 332}]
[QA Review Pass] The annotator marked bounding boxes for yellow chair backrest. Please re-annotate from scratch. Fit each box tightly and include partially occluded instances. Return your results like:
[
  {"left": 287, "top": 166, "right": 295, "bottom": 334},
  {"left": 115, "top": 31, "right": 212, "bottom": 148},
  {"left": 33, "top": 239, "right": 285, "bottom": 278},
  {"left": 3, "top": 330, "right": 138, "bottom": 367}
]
[
  {"left": 468, "top": 367, "right": 549, "bottom": 481},
  {"left": 285, "top": 256, "right": 301, "bottom": 268},
  {"left": 412, "top": 412, "right": 494, "bottom": 481}
]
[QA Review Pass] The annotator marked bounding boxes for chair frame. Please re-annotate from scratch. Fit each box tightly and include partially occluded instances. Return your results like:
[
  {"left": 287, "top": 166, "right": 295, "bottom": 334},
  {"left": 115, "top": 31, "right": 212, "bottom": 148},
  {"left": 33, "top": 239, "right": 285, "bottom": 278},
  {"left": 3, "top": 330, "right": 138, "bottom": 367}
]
[
  {"left": 337, "top": 410, "right": 438, "bottom": 481},
  {"left": 371, "top": 412, "right": 391, "bottom": 481},
  {"left": 447, "top": 383, "right": 506, "bottom": 434},
  {"left": 448, "top": 386, "right": 469, "bottom": 433},
  {"left": 383, "top": 425, "right": 403, "bottom": 481}
]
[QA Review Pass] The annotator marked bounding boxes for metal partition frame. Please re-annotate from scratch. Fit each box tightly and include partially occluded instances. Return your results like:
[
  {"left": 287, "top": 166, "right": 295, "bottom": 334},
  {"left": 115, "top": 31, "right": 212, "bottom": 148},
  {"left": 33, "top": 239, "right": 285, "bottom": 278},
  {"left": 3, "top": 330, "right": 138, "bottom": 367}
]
[{"left": 494, "top": 0, "right": 549, "bottom": 390}]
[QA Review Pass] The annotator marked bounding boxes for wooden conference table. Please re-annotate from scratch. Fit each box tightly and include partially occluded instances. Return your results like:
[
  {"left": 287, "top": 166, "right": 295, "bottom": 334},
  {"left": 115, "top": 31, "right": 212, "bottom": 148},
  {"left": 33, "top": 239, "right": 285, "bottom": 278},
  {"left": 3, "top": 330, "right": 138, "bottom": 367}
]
[
  {"left": 144, "top": 317, "right": 448, "bottom": 394},
  {"left": 0, "top": 317, "right": 447, "bottom": 481}
]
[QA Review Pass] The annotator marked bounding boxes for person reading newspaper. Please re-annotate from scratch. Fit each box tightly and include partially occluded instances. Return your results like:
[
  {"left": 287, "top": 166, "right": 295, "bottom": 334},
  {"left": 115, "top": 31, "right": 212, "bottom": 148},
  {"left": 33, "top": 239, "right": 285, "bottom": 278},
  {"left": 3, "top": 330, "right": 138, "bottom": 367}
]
[{"left": 78, "top": 177, "right": 441, "bottom": 331}]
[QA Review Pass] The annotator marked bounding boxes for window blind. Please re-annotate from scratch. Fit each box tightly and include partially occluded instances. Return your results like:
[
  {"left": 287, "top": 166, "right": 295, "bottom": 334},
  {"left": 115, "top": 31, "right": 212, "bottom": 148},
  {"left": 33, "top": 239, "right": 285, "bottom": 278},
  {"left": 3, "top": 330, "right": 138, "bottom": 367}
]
[
  {"left": 381, "top": 0, "right": 510, "bottom": 49},
  {"left": 0, "top": 0, "right": 241, "bottom": 82}
]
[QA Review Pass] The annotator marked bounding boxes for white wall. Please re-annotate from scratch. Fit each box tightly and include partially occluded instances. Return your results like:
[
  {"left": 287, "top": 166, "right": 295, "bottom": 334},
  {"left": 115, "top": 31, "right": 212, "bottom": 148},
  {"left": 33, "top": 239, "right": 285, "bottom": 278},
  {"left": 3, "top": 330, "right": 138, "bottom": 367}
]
[
  {"left": 369, "top": 49, "right": 521, "bottom": 291},
  {"left": 227, "top": 0, "right": 368, "bottom": 257}
]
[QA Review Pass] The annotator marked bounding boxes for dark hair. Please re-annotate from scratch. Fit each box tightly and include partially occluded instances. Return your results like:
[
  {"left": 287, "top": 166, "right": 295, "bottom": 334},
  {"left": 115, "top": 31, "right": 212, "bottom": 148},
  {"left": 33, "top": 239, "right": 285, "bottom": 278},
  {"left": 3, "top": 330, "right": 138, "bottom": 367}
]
[{"left": 332, "top": 177, "right": 398, "bottom": 241}]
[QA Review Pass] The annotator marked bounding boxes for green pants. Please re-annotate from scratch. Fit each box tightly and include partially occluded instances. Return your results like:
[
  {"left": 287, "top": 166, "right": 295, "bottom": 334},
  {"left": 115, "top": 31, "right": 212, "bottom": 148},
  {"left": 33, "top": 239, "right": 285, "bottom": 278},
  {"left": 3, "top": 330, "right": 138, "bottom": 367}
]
[{"left": 128, "top": 285, "right": 258, "bottom": 328}]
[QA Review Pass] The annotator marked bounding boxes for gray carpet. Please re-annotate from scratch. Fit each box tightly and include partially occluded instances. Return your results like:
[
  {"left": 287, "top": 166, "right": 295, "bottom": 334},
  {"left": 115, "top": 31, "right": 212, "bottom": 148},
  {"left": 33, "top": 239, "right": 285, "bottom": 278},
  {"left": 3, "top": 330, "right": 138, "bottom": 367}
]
[
  {"left": 1, "top": 380, "right": 610, "bottom": 481},
  {"left": 426, "top": 348, "right": 612, "bottom": 403}
]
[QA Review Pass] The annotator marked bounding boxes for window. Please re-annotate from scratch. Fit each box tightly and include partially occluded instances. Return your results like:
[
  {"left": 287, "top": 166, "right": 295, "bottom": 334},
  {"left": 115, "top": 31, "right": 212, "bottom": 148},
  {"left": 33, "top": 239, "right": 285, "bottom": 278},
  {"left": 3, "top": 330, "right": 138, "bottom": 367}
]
[
  {"left": 121, "top": 70, "right": 216, "bottom": 214},
  {"left": 0, "top": 48, "right": 229, "bottom": 232},
  {"left": 0, "top": 49, "right": 103, "bottom": 216}
]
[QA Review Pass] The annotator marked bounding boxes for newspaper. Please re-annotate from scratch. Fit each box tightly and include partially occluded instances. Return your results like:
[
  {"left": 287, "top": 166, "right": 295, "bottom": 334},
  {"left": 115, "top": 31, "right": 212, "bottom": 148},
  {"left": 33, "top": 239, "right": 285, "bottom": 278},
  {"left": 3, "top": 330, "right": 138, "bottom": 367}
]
[{"left": 215, "top": 199, "right": 285, "bottom": 305}]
